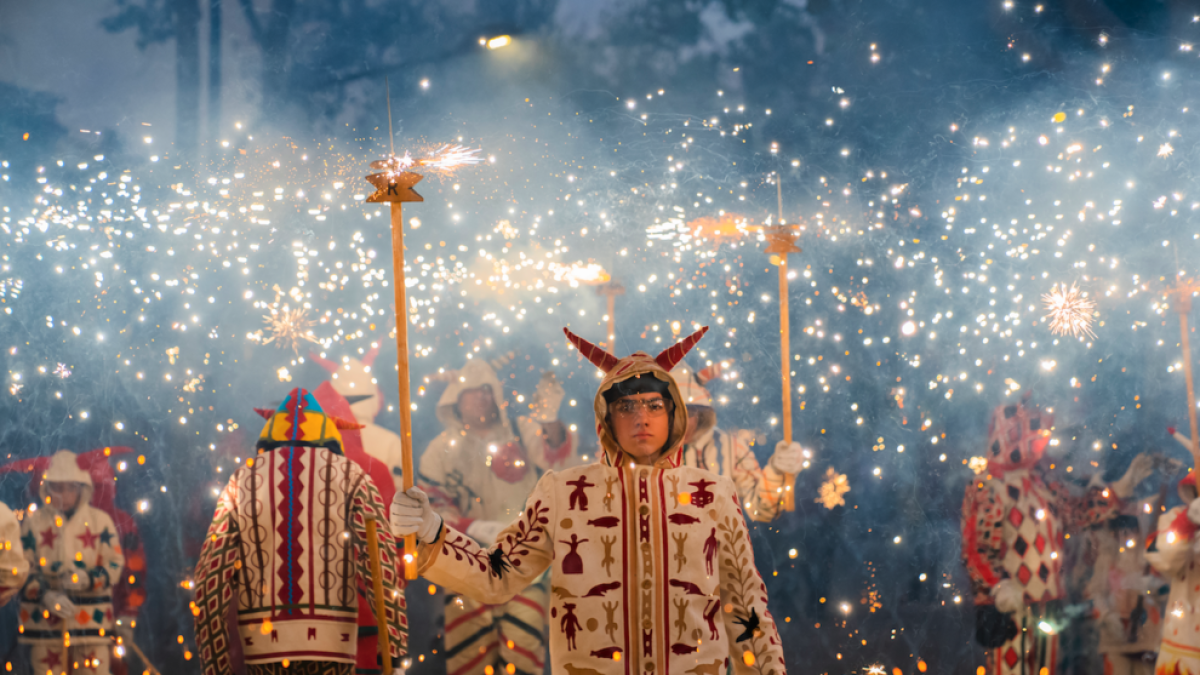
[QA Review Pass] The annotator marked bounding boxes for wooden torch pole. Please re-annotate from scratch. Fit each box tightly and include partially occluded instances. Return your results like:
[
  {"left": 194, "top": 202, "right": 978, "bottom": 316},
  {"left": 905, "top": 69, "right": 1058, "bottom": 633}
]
[
  {"left": 365, "top": 167, "right": 424, "bottom": 580},
  {"left": 366, "top": 518, "right": 393, "bottom": 672},
  {"left": 1171, "top": 282, "right": 1200, "bottom": 468},
  {"left": 765, "top": 216, "right": 801, "bottom": 512}
]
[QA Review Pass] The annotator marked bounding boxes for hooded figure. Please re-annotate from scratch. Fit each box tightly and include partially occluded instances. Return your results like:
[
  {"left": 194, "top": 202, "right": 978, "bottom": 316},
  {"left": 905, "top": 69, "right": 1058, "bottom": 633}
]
[
  {"left": 19, "top": 450, "right": 125, "bottom": 675},
  {"left": 1084, "top": 511, "right": 1163, "bottom": 675},
  {"left": 1146, "top": 473, "right": 1200, "bottom": 675},
  {"left": 192, "top": 388, "right": 407, "bottom": 675},
  {"left": 393, "top": 328, "right": 786, "bottom": 675},
  {"left": 962, "top": 396, "right": 1153, "bottom": 675},
  {"left": 311, "top": 349, "right": 406, "bottom": 495},
  {"left": 417, "top": 358, "right": 576, "bottom": 675},
  {"left": 1, "top": 446, "right": 145, "bottom": 674},
  {"left": 672, "top": 362, "right": 805, "bottom": 523}
]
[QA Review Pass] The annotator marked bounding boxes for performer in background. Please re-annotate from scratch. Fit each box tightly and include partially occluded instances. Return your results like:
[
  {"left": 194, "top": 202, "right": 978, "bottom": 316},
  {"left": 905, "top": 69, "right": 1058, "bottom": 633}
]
[
  {"left": 1146, "top": 473, "right": 1200, "bottom": 675},
  {"left": 0, "top": 502, "right": 28, "bottom": 606},
  {"left": 18, "top": 450, "right": 125, "bottom": 675},
  {"left": 962, "top": 395, "right": 1152, "bottom": 675},
  {"left": 0, "top": 446, "right": 146, "bottom": 674},
  {"left": 393, "top": 328, "right": 786, "bottom": 675},
  {"left": 417, "top": 358, "right": 577, "bottom": 675},
  {"left": 671, "top": 362, "right": 805, "bottom": 522},
  {"left": 192, "top": 387, "right": 406, "bottom": 675},
  {"left": 312, "top": 346, "right": 406, "bottom": 495}
]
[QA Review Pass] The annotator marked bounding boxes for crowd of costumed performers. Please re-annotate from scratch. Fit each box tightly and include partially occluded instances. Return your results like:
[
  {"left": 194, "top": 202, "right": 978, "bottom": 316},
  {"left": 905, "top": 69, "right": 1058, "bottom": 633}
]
[{"left": 10, "top": 325, "right": 1200, "bottom": 675}]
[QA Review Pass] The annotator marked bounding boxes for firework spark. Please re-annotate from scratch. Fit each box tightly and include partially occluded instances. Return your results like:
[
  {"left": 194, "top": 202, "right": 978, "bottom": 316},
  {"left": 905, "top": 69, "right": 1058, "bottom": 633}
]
[
  {"left": 1041, "top": 283, "right": 1096, "bottom": 340},
  {"left": 370, "top": 145, "right": 484, "bottom": 175},
  {"left": 261, "top": 307, "right": 319, "bottom": 354},
  {"left": 816, "top": 467, "right": 850, "bottom": 510}
]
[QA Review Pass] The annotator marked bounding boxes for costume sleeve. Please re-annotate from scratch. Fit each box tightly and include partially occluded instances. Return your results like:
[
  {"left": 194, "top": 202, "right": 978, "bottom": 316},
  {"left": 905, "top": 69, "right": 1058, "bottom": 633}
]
[
  {"left": 85, "top": 510, "right": 124, "bottom": 592},
  {"left": 416, "top": 471, "right": 556, "bottom": 605},
  {"left": 725, "top": 431, "right": 785, "bottom": 524},
  {"left": 715, "top": 479, "right": 786, "bottom": 675},
  {"left": 518, "top": 416, "right": 579, "bottom": 471},
  {"left": 1045, "top": 480, "right": 1121, "bottom": 530},
  {"left": 349, "top": 472, "right": 408, "bottom": 661},
  {"left": 0, "top": 505, "right": 29, "bottom": 606},
  {"left": 962, "top": 479, "right": 1005, "bottom": 600},
  {"left": 1146, "top": 506, "right": 1196, "bottom": 577},
  {"left": 193, "top": 476, "right": 243, "bottom": 675},
  {"left": 418, "top": 437, "right": 475, "bottom": 531},
  {"left": 18, "top": 512, "right": 46, "bottom": 605}
]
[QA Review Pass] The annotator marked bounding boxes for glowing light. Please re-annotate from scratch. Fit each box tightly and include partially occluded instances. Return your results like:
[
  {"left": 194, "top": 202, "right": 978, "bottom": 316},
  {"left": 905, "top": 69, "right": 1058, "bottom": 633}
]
[
  {"left": 487, "top": 35, "right": 511, "bottom": 50},
  {"left": 1042, "top": 282, "right": 1096, "bottom": 339}
]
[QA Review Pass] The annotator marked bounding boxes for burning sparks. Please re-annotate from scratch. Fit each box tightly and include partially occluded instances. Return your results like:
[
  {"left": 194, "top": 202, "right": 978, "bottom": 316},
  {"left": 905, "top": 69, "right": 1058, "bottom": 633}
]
[
  {"left": 1041, "top": 283, "right": 1096, "bottom": 340},
  {"left": 261, "top": 307, "right": 318, "bottom": 354},
  {"left": 816, "top": 467, "right": 850, "bottom": 509}
]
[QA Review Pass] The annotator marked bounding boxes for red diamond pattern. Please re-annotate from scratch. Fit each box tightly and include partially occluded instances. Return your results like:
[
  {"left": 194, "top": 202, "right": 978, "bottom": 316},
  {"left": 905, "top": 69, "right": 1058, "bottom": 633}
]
[
  {"left": 1008, "top": 507, "right": 1024, "bottom": 528},
  {"left": 1033, "top": 533, "right": 1046, "bottom": 555},
  {"left": 1004, "top": 647, "right": 1020, "bottom": 669},
  {"left": 1016, "top": 563, "right": 1033, "bottom": 586}
]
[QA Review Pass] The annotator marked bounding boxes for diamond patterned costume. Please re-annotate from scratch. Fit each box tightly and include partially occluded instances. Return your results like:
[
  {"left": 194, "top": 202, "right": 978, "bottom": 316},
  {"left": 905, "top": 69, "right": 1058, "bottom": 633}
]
[
  {"left": 962, "top": 399, "right": 1121, "bottom": 675},
  {"left": 193, "top": 388, "right": 406, "bottom": 675}
]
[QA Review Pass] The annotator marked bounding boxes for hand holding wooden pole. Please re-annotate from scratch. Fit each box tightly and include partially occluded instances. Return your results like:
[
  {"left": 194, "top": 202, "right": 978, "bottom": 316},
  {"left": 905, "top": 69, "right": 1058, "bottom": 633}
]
[
  {"left": 365, "top": 167, "right": 423, "bottom": 580},
  {"left": 365, "top": 518, "right": 393, "bottom": 672},
  {"left": 764, "top": 224, "right": 801, "bottom": 512},
  {"left": 1167, "top": 277, "right": 1200, "bottom": 468}
]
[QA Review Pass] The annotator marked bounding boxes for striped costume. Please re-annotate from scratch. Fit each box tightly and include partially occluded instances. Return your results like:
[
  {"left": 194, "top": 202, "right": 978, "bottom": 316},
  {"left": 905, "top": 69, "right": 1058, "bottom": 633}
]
[{"left": 193, "top": 388, "right": 406, "bottom": 675}]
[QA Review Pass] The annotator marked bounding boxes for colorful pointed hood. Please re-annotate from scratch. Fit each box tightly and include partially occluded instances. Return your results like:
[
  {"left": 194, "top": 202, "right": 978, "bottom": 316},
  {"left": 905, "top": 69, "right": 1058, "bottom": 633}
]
[
  {"left": 255, "top": 387, "right": 364, "bottom": 455},
  {"left": 564, "top": 326, "right": 708, "bottom": 468}
]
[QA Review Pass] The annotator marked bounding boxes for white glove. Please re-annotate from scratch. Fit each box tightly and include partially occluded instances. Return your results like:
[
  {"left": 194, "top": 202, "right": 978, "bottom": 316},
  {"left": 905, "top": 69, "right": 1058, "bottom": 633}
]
[
  {"left": 770, "top": 441, "right": 806, "bottom": 475},
  {"left": 1188, "top": 499, "right": 1200, "bottom": 526},
  {"left": 466, "top": 520, "right": 506, "bottom": 546},
  {"left": 530, "top": 372, "right": 565, "bottom": 423},
  {"left": 1112, "top": 453, "right": 1154, "bottom": 498},
  {"left": 992, "top": 579, "right": 1024, "bottom": 614},
  {"left": 390, "top": 487, "right": 442, "bottom": 544},
  {"left": 42, "top": 591, "right": 77, "bottom": 620}
]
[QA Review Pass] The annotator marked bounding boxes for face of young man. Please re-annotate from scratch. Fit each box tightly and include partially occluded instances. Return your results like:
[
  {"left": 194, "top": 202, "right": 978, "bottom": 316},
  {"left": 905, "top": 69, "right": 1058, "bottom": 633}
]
[
  {"left": 610, "top": 392, "right": 672, "bottom": 464},
  {"left": 46, "top": 481, "right": 82, "bottom": 513},
  {"left": 458, "top": 385, "right": 501, "bottom": 431}
]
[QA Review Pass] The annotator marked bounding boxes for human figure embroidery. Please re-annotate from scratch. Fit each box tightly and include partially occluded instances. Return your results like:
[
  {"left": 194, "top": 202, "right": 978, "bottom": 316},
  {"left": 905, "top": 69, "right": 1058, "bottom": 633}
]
[
  {"left": 566, "top": 476, "right": 595, "bottom": 511},
  {"left": 560, "top": 533, "right": 588, "bottom": 574},
  {"left": 561, "top": 602, "right": 583, "bottom": 650},
  {"left": 703, "top": 599, "right": 721, "bottom": 640},
  {"left": 703, "top": 528, "right": 719, "bottom": 575}
]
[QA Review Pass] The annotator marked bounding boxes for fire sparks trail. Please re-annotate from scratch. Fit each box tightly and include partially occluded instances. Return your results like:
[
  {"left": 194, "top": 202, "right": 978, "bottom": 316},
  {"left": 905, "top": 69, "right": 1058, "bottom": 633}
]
[{"left": 1041, "top": 283, "right": 1096, "bottom": 340}]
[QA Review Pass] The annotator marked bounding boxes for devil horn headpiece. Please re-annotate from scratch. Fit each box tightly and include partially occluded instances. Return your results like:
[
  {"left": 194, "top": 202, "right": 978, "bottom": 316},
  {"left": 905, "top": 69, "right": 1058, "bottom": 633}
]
[
  {"left": 655, "top": 327, "right": 709, "bottom": 372},
  {"left": 362, "top": 343, "right": 380, "bottom": 367},
  {"left": 696, "top": 361, "right": 725, "bottom": 385},
  {"left": 563, "top": 326, "right": 709, "bottom": 373},
  {"left": 563, "top": 328, "right": 620, "bottom": 372}
]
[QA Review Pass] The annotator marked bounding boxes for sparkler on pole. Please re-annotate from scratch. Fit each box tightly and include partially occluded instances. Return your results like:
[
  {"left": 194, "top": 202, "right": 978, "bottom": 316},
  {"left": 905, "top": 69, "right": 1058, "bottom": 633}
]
[
  {"left": 764, "top": 178, "right": 801, "bottom": 511},
  {"left": 1165, "top": 276, "right": 1200, "bottom": 468}
]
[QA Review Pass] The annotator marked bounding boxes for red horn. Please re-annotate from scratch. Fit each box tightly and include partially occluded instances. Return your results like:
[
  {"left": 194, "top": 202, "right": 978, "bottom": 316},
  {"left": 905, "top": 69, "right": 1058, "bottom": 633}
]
[
  {"left": 309, "top": 351, "right": 339, "bottom": 374},
  {"left": 76, "top": 446, "right": 133, "bottom": 469},
  {"left": 332, "top": 416, "right": 365, "bottom": 431},
  {"left": 0, "top": 456, "right": 50, "bottom": 476},
  {"left": 563, "top": 327, "right": 618, "bottom": 373},
  {"left": 697, "top": 361, "right": 724, "bottom": 385},
  {"left": 363, "top": 343, "right": 380, "bottom": 367},
  {"left": 655, "top": 327, "right": 709, "bottom": 372},
  {"left": 254, "top": 408, "right": 275, "bottom": 420}
]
